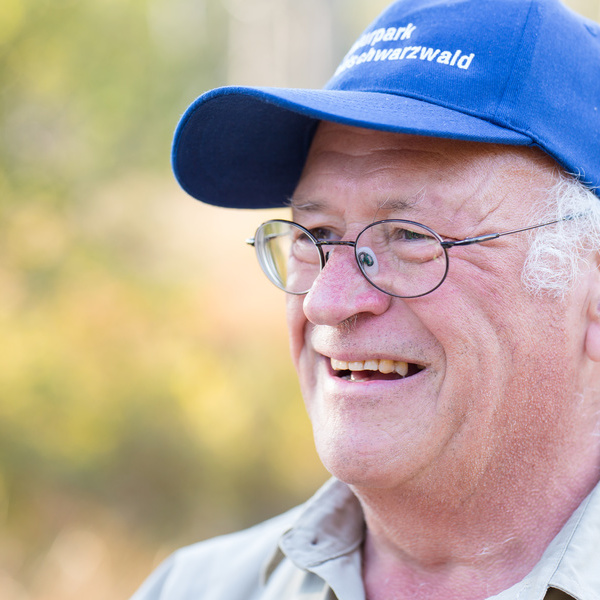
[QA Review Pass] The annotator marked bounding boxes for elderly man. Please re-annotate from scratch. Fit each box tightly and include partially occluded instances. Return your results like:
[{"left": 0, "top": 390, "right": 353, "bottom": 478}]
[{"left": 132, "top": 0, "right": 600, "bottom": 598}]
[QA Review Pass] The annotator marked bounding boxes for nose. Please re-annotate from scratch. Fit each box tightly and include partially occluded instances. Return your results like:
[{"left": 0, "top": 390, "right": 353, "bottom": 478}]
[{"left": 302, "top": 245, "right": 392, "bottom": 326}]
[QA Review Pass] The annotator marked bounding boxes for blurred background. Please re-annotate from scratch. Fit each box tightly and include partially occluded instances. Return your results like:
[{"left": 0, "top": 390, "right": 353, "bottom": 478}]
[{"left": 1, "top": 0, "right": 599, "bottom": 598}]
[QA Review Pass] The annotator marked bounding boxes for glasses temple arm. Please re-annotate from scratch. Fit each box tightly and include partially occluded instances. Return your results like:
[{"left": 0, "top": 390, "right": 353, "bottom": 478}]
[
  {"left": 442, "top": 233, "right": 501, "bottom": 248},
  {"left": 441, "top": 213, "right": 587, "bottom": 249}
]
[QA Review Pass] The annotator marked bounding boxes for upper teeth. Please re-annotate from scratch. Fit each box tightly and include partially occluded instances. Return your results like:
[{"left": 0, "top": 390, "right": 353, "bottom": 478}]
[{"left": 331, "top": 358, "right": 408, "bottom": 376}]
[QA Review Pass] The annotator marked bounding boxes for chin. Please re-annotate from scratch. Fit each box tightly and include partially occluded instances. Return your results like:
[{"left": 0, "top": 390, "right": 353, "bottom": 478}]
[{"left": 313, "top": 430, "right": 418, "bottom": 490}]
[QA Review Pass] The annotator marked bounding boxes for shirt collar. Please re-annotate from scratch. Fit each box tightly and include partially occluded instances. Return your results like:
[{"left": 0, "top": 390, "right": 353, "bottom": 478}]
[
  {"left": 547, "top": 480, "right": 600, "bottom": 599},
  {"left": 262, "top": 477, "right": 600, "bottom": 600},
  {"left": 488, "top": 481, "right": 600, "bottom": 600},
  {"left": 262, "top": 478, "right": 363, "bottom": 583}
]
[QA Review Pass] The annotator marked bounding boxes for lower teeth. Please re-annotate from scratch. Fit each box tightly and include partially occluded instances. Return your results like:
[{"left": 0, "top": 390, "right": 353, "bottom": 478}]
[{"left": 346, "top": 371, "right": 402, "bottom": 382}]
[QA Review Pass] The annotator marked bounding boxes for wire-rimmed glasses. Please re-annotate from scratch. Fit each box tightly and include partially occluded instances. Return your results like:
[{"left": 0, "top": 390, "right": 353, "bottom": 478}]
[{"left": 246, "top": 216, "right": 578, "bottom": 298}]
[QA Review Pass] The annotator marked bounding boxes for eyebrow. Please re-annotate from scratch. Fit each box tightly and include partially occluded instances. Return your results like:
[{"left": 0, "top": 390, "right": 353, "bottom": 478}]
[
  {"left": 286, "top": 196, "right": 330, "bottom": 213},
  {"left": 289, "top": 196, "right": 418, "bottom": 215},
  {"left": 376, "top": 197, "right": 418, "bottom": 213},
  {"left": 288, "top": 197, "right": 327, "bottom": 213}
]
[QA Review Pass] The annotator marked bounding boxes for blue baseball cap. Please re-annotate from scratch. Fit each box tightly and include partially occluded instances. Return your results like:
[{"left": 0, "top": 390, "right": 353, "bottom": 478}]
[{"left": 172, "top": 0, "right": 600, "bottom": 209}]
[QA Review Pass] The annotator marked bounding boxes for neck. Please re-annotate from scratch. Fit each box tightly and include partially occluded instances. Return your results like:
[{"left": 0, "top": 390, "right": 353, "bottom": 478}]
[{"left": 356, "top": 459, "right": 599, "bottom": 600}]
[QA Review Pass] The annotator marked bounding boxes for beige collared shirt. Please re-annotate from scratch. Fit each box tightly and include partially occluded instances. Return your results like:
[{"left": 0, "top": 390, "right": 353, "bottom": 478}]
[{"left": 131, "top": 478, "right": 600, "bottom": 600}]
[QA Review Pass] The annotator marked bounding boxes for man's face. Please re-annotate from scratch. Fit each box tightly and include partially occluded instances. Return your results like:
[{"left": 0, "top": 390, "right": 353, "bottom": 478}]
[{"left": 286, "top": 122, "right": 598, "bottom": 496}]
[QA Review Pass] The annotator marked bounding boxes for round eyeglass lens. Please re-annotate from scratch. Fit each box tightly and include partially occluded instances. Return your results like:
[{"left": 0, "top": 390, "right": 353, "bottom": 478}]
[
  {"left": 355, "top": 220, "right": 448, "bottom": 297},
  {"left": 254, "top": 220, "right": 322, "bottom": 294}
]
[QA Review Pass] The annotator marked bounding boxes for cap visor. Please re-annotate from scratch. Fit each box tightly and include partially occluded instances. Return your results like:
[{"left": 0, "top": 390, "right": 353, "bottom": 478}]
[{"left": 172, "top": 86, "right": 533, "bottom": 208}]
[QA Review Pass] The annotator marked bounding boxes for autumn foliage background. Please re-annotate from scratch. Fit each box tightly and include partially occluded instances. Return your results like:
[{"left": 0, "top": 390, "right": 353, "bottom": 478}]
[{"left": 1, "top": 0, "right": 599, "bottom": 598}]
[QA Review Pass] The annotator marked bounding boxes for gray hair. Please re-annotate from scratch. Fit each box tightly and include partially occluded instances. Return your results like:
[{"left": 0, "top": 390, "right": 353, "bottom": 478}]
[{"left": 523, "top": 173, "right": 600, "bottom": 297}]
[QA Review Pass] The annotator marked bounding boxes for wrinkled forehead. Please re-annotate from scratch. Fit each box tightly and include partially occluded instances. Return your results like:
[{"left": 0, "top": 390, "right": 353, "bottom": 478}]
[
  {"left": 293, "top": 122, "right": 561, "bottom": 224},
  {"left": 303, "top": 122, "right": 558, "bottom": 179}
]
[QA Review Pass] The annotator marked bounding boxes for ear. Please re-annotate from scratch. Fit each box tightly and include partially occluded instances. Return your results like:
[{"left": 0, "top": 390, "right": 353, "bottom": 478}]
[
  {"left": 585, "top": 261, "right": 600, "bottom": 363},
  {"left": 585, "top": 318, "right": 600, "bottom": 362}
]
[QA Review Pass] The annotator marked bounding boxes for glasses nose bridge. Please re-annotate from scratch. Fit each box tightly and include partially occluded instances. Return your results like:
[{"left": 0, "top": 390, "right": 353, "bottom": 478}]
[
  {"left": 315, "top": 239, "right": 356, "bottom": 264},
  {"left": 312, "top": 238, "right": 381, "bottom": 298}
]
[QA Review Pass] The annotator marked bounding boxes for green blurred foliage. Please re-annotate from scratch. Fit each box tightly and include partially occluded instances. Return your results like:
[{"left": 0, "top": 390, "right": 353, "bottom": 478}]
[
  {"left": 0, "top": 0, "right": 326, "bottom": 596},
  {"left": 1, "top": 0, "right": 599, "bottom": 598}
]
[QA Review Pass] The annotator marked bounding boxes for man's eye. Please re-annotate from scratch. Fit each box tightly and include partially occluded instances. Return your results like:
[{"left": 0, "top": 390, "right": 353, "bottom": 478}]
[
  {"left": 403, "top": 229, "right": 428, "bottom": 240},
  {"left": 387, "top": 226, "right": 429, "bottom": 241},
  {"left": 309, "top": 227, "right": 339, "bottom": 241}
]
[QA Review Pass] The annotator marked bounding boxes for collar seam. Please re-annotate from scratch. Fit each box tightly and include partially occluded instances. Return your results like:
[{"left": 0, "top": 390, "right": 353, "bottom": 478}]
[{"left": 546, "top": 493, "right": 593, "bottom": 599}]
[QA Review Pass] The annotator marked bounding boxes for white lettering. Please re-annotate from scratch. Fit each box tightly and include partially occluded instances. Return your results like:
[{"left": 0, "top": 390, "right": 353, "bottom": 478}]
[
  {"left": 401, "top": 46, "right": 412, "bottom": 59},
  {"left": 457, "top": 53, "right": 474, "bottom": 69},
  {"left": 420, "top": 47, "right": 440, "bottom": 61},
  {"left": 406, "top": 46, "right": 421, "bottom": 59},
  {"left": 334, "top": 54, "right": 357, "bottom": 75},
  {"left": 394, "top": 27, "right": 406, "bottom": 41},
  {"left": 371, "top": 28, "right": 386, "bottom": 45},
  {"left": 383, "top": 27, "right": 397, "bottom": 41},
  {"left": 374, "top": 48, "right": 394, "bottom": 61},
  {"left": 332, "top": 22, "right": 476, "bottom": 77},
  {"left": 437, "top": 51, "right": 452, "bottom": 65},
  {"left": 347, "top": 22, "right": 417, "bottom": 53},
  {"left": 401, "top": 23, "right": 416, "bottom": 40},
  {"left": 357, "top": 48, "right": 376, "bottom": 64}
]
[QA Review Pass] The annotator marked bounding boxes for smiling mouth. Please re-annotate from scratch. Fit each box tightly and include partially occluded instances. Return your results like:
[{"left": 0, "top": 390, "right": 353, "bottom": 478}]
[{"left": 330, "top": 358, "right": 425, "bottom": 382}]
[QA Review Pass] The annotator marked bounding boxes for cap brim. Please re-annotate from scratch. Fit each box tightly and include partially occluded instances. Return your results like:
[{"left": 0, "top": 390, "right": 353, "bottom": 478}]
[{"left": 172, "top": 86, "right": 533, "bottom": 209}]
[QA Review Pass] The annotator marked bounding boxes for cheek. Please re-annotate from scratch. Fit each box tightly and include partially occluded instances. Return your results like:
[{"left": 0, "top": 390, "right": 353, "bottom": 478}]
[
  {"left": 408, "top": 277, "right": 528, "bottom": 387},
  {"left": 423, "top": 253, "right": 530, "bottom": 335},
  {"left": 286, "top": 295, "right": 307, "bottom": 368}
]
